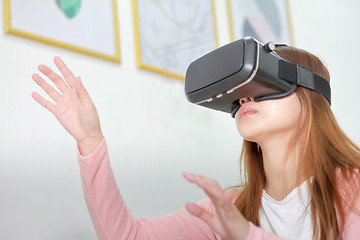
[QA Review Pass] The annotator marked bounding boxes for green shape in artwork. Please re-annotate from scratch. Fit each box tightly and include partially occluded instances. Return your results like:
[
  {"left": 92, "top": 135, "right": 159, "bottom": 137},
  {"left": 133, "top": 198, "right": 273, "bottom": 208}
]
[{"left": 55, "top": 0, "right": 81, "bottom": 19}]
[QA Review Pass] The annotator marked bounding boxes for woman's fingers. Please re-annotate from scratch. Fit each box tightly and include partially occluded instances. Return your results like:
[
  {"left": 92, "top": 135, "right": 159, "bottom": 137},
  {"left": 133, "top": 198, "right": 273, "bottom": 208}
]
[
  {"left": 54, "top": 56, "right": 76, "bottom": 88},
  {"left": 184, "top": 173, "right": 250, "bottom": 239},
  {"left": 38, "top": 64, "right": 69, "bottom": 94},
  {"left": 185, "top": 202, "right": 213, "bottom": 223},
  {"left": 183, "top": 172, "right": 225, "bottom": 207},
  {"left": 184, "top": 173, "right": 237, "bottom": 221},
  {"left": 223, "top": 190, "right": 238, "bottom": 218},
  {"left": 32, "top": 91, "right": 56, "bottom": 114},
  {"left": 32, "top": 73, "right": 61, "bottom": 102},
  {"left": 75, "top": 77, "right": 92, "bottom": 106}
]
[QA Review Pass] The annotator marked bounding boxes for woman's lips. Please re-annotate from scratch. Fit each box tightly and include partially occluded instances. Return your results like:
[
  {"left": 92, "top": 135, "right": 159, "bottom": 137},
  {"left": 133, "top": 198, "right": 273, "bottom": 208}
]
[{"left": 238, "top": 107, "right": 257, "bottom": 119}]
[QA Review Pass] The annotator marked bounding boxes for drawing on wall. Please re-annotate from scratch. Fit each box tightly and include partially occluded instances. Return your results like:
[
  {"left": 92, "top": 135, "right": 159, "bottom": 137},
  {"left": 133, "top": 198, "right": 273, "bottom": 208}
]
[
  {"left": 227, "top": 0, "right": 293, "bottom": 45},
  {"left": 55, "top": 0, "right": 82, "bottom": 19},
  {"left": 4, "top": 0, "right": 120, "bottom": 63},
  {"left": 133, "top": 0, "right": 219, "bottom": 80}
]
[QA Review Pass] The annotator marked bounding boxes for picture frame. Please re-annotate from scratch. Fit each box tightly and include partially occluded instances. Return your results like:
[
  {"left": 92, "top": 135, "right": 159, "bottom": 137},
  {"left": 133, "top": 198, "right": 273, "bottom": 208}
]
[
  {"left": 226, "top": 0, "right": 294, "bottom": 45},
  {"left": 132, "top": 0, "right": 219, "bottom": 80},
  {"left": 4, "top": 0, "right": 121, "bottom": 63}
]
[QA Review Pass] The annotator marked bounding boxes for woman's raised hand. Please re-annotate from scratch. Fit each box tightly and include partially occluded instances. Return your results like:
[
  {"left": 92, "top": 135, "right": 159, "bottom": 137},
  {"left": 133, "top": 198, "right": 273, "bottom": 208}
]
[
  {"left": 32, "top": 56, "right": 103, "bottom": 155},
  {"left": 183, "top": 172, "right": 250, "bottom": 240}
]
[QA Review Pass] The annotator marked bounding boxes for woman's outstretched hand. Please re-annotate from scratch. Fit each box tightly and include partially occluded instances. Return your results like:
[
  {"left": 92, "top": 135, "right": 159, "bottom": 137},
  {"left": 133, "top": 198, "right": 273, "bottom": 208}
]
[
  {"left": 184, "top": 172, "right": 250, "bottom": 240},
  {"left": 32, "top": 56, "right": 103, "bottom": 155}
]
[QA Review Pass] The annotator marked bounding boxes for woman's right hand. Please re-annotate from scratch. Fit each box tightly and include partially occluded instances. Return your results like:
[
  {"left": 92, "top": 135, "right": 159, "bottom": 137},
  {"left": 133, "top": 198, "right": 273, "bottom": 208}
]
[{"left": 32, "top": 56, "right": 103, "bottom": 156}]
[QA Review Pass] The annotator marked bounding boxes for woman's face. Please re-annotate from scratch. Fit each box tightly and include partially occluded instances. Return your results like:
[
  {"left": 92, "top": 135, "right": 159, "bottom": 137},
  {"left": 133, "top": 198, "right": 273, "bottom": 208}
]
[{"left": 235, "top": 93, "right": 302, "bottom": 144}]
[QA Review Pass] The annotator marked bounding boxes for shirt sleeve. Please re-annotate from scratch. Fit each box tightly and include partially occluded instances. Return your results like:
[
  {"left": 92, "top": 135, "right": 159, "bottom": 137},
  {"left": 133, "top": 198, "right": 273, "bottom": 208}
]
[{"left": 77, "top": 139, "right": 219, "bottom": 240}]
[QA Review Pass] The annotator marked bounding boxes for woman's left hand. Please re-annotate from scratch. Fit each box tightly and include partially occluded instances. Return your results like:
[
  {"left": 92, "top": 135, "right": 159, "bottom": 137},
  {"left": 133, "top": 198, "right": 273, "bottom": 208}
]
[{"left": 183, "top": 172, "right": 250, "bottom": 240}]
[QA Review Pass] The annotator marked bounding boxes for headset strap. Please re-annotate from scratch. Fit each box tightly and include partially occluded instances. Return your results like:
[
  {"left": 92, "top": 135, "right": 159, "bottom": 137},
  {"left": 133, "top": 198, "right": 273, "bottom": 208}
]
[{"left": 278, "top": 60, "right": 331, "bottom": 104}]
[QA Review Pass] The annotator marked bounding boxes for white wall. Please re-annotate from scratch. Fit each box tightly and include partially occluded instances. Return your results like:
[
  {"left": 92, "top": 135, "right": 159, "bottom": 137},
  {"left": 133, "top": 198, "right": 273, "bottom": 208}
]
[{"left": 1, "top": 1, "right": 359, "bottom": 239}]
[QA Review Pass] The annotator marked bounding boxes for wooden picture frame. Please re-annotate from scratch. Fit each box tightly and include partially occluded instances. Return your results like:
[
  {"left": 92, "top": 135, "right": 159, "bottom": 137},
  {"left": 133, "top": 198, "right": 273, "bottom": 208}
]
[
  {"left": 4, "top": 0, "right": 121, "bottom": 63},
  {"left": 133, "top": 0, "right": 219, "bottom": 80},
  {"left": 227, "top": 0, "right": 294, "bottom": 45}
]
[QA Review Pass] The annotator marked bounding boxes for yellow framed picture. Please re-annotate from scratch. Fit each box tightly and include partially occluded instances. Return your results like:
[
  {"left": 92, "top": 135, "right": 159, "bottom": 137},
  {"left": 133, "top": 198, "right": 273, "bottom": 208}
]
[
  {"left": 227, "top": 0, "right": 294, "bottom": 45},
  {"left": 4, "top": 0, "right": 120, "bottom": 63},
  {"left": 133, "top": 0, "right": 219, "bottom": 80}
]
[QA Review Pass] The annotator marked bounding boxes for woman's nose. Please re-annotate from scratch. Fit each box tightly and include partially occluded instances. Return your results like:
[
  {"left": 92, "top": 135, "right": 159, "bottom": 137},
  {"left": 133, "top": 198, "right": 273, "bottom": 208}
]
[{"left": 239, "top": 97, "right": 254, "bottom": 105}]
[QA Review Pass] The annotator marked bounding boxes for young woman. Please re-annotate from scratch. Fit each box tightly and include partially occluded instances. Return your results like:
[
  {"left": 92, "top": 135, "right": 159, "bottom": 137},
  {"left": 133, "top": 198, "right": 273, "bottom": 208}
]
[{"left": 32, "top": 45, "right": 360, "bottom": 239}]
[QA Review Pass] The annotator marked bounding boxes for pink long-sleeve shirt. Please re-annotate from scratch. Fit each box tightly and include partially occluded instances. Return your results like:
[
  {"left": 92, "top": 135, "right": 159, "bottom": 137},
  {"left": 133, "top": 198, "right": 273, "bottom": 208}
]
[{"left": 78, "top": 139, "right": 360, "bottom": 239}]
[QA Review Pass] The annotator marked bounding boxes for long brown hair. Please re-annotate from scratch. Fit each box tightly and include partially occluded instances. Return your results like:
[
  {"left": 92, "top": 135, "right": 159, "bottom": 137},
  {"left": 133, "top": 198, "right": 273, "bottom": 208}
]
[{"left": 233, "top": 46, "right": 360, "bottom": 239}]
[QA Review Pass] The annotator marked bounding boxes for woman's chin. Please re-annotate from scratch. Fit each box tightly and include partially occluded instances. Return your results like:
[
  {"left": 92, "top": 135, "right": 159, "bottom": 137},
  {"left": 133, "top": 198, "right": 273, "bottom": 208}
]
[{"left": 238, "top": 131, "right": 261, "bottom": 143}]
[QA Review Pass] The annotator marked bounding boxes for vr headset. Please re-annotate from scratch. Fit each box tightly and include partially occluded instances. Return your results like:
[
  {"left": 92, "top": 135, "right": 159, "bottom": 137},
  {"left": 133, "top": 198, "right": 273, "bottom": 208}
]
[{"left": 184, "top": 37, "right": 331, "bottom": 118}]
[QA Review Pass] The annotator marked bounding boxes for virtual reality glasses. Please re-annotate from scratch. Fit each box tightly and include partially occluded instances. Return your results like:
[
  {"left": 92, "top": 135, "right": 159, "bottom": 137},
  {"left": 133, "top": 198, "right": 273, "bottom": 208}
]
[{"left": 184, "top": 37, "right": 331, "bottom": 118}]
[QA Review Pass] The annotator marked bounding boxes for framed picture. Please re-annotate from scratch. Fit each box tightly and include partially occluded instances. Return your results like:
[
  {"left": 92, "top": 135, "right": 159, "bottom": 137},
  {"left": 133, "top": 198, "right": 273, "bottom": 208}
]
[
  {"left": 4, "top": 0, "right": 121, "bottom": 63},
  {"left": 133, "top": 0, "right": 219, "bottom": 80},
  {"left": 227, "top": 0, "right": 294, "bottom": 45}
]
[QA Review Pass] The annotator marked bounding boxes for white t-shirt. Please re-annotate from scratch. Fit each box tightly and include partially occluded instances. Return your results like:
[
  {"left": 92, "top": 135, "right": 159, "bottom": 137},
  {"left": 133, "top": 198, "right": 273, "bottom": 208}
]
[{"left": 259, "top": 180, "right": 314, "bottom": 239}]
